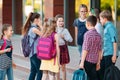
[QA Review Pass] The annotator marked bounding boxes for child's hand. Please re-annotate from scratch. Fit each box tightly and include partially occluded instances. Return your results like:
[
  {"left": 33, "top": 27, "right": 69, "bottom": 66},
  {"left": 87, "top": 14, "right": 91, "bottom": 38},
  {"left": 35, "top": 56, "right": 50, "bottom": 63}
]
[
  {"left": 112, "top": 55, "right": 117, "bottom": 63},
  {"left": 60, "top": 34, "right": 64, "bottom": 39},
  {"left": 5, "top": 48, "right": 11, "bottom": 52},
  {"left": 96, "top": 63, "right": 100, "bottom": 71},
  {"left": 12, "top": 62, "right": 16, "bottom": 68}
]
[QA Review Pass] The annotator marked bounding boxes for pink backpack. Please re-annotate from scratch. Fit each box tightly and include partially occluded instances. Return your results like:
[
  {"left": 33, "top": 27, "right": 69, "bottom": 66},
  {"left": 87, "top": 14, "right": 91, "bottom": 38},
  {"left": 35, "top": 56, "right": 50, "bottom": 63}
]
[{"left": 37, "top": 32, "right": 56, "bottom": 60}]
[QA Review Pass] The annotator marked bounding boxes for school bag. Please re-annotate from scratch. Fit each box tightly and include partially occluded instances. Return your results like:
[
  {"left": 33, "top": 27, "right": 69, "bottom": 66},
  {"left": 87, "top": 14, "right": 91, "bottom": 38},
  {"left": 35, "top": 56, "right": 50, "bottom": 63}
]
[
  {"left": 0, "top": 39, "right": 12, "bottom": 69},
  {"left": 37, "top": 32, "right": 56, "bottom": 60},
  {"left": 72, "top": 69, "right": 87, "bottom": 80},
  {"left": 21, "top": 26, "right": 38, "bottom": 57},
  {"left": 103, "top": 65, "right": 120, "bottom": 80}
]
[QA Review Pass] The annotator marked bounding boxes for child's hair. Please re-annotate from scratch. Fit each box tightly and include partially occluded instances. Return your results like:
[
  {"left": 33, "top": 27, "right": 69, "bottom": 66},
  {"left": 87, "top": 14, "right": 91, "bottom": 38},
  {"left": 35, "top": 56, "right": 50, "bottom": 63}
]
[
  {"left": 90, "top": 8, "right": 100, "bottom": 19},
  {"left": 1, "top": 24, "right": 12, "bottom": 39},
  {"left": 99, "top": 10, "right": 113, "bottom": 21},
  {"left": 86, "top": 15, "right": 97, "bottom": 26},
  {"left": 42, "top": 18, "right": 56, "bottom": 37},
  {"left": 79, "top": 4, "right": 88, "bottom": 11},
  {"left": 22, "top": 12, "right": 40, "bottom": 35},
  {"left": 55, "top": 14, "right": 64, "bottom": 21}
]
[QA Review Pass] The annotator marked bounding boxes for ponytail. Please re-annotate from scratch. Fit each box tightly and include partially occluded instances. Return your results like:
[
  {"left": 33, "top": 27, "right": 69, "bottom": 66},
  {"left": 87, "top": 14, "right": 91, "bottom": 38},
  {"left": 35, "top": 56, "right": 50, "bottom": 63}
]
[{"left": 22, "top": 12, "right": 33, "bottom": 35}]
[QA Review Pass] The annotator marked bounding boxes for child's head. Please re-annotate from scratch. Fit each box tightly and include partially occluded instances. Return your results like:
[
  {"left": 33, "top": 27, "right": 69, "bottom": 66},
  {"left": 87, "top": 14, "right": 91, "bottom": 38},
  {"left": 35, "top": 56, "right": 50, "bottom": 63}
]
[
  {"left": 86, "top": 15, "right": 97, "bottom": 30},
  {"left": 22, "top": 12, "right": 41, "bottom": 35},
  {"left": 99, "top": 10, "right": 112, "bottom": 26},
  {"left": 79, "top": 4, "right": 88, "bottom": 19},
  {"left": 42, "top": 18, "right": 56, "bottom": 37},
  {"left": 89, "top": 8, "right": 100, "bottom": 19},
  {"left": 1, "top": 24, "right": 13, "bottom": 38},
  {"left": 55, "top": 14, "right": 64, "bottom": 27}
]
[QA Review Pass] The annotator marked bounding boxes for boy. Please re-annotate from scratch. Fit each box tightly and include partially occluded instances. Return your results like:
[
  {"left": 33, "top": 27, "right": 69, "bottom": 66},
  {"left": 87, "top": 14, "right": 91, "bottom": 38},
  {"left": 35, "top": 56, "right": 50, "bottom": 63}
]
[
  {"left": 79, "top": 15, "right": 102, "bottom": 80},
  {"left": 99, "top": 10, "right": 118, "bottom": 80},
  {"left": 73, "top": 4, "right": 88, "bottom": 57}
]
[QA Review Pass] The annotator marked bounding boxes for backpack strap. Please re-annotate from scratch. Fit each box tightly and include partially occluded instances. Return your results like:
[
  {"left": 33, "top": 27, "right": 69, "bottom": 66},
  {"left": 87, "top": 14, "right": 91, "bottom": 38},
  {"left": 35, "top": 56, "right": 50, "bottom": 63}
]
[
  {"left": 51, "top": 32, "right": 57, "bottom": 65},
  {"left": 0, "top": 39, "right": 7, "bottom": 50}
]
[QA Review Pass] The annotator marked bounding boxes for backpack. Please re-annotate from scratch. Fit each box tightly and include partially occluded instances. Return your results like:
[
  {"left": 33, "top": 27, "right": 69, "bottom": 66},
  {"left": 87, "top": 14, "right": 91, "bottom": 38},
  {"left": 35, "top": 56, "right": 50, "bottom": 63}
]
[
  {"left": 72, "top": 69, "right": 88, "bottom": 80},
  {"left": 21, "top": 26, "right": 38, "bottom": 57},
  {"left": 21, "top": 34, "right": 31, "bottom": 57},
  {"left": 37, "top": 32, "right": 56, "bottom": 60},
  {"left": 104, "top": 65, "right": 120, "bottom": 80}
]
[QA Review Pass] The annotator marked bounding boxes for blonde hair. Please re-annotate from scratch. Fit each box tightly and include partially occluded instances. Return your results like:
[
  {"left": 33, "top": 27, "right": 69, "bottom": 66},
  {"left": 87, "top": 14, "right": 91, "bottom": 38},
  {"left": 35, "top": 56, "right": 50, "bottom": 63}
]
[
  {"left": 100, "top": 10, "right": 113, "bottom": 21},
  {"left": 42, "top": 18, "right": 56, "bottom": 37}
]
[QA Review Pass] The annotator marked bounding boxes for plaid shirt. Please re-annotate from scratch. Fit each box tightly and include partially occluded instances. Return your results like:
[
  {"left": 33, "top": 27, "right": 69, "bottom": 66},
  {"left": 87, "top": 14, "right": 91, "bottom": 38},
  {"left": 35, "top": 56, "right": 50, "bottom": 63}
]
[{"left": 82, "top": 29, "right": 102, "bottom": 64}]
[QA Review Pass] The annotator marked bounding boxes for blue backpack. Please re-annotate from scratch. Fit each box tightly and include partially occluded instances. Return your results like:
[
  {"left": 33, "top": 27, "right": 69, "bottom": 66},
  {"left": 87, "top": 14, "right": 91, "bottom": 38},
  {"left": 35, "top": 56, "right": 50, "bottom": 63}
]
[{"left": 72, "top": 69, "right": 87, "bottom": 80}]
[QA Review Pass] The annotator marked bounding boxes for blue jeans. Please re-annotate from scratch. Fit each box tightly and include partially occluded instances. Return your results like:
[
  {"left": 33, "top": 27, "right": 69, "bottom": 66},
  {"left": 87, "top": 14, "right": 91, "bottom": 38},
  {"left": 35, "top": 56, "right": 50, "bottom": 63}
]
[
  {"left": 29, "top": 54, "right": 42, "bottom": 80},
  {"left": 78, "top": 45, "right": 82, "bottom": 57},
  {"left": 0, "top": 66, "right": 14, "bottom": 80}
]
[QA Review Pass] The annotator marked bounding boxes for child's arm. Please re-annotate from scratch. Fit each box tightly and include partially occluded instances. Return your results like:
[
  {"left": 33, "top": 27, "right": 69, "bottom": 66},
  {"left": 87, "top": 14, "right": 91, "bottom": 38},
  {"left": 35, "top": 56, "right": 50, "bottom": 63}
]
[
  {"left": 79, "top": 50, "right": 88, "bottom": 69},
  {"left": 62, "top": 29, "right": 73, "bottom": 43},
  {"left": 0, "top": 47, "right": 11, "bottom": 54},
  {"left": 32, "top": 27, "right": 42, "bottom": 36},
  {"left": 75, "top": 27, "right": 78, "bottom": 45},
  {"left": 55, "top": 34, "right": 60, "bottom": 66},
  {"left": 112, "top": 42, "right": 117, "bottom": 63}
]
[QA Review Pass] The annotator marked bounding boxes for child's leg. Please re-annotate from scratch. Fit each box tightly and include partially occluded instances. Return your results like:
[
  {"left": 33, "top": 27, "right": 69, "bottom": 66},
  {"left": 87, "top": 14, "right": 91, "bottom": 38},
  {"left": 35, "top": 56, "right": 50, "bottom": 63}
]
[
  {"left": 48, "top": 71, "right": 55, "bottom": 80},
  {"left": 56, "top": 72, "right": 60, "bottom": 80},
  {"left": 42, "top": 71, "right": 48, "bottom": 80},
  {"left": 61, "top": 64, "right": 66, "bottom": 80},
  {"left": 0, "top": 69, "right": 6, "bottom": 80},
  {"left": 7, "top": 66, "right": 14, "bottom": 80}
]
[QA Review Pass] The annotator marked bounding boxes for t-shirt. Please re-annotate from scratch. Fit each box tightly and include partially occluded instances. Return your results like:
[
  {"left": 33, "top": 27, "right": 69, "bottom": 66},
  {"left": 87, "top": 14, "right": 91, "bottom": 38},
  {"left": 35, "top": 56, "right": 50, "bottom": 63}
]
[
  {"left": 0, "top": 39, "right": 12, "bottom": 69},
  {"left": 28, "top": 24, "right": 39, "bottom": 58},
  {"left": 73, "top": 18, "right": 88, "bottom": 45}
]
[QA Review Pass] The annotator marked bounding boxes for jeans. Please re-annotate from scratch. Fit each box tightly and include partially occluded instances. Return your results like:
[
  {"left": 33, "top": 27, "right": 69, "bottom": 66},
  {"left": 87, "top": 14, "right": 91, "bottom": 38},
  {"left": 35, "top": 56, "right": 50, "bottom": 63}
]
[
  {"left": 78, "top": 45, "right": 82, "bottom": 57},
  {"left": 29, "top": 54, "right": 42, "bottom": 80},
  {"left": 0, "top": 66, "right": 14, "bottom": 80}
]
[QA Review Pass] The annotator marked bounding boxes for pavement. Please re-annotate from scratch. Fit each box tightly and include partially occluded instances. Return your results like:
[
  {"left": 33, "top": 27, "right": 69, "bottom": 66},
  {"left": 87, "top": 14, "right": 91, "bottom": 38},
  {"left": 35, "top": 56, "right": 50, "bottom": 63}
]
[{"left": 11, "top": 34, "right": 120, "bottom": 80}]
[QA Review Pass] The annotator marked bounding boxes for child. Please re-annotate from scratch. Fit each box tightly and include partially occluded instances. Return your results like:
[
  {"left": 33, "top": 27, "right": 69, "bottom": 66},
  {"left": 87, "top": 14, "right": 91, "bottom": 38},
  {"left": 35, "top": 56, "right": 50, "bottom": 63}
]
[
  {"left": 73, "top": 4, "right": 88, "bottom": 58},
  {"left": 79, "top": 15, "right": 102, "bottom": 80},
  {"left": 89, "top": 8, "right": 103, "bottom": 38},
  {"left": 0, "top": 24, "right": 14, "bottom": 80},
  {"left": 99, "top": 10, "right": 118, "bottom": 80},
  {"left": 22, "top": 12, "right": 43, "bottom": 80},
  {"left": 40, "top": 18, "right": 60, "bottom": 80},
  {"left": 55, "top": 14, "right": 73, "bottom": 80}
]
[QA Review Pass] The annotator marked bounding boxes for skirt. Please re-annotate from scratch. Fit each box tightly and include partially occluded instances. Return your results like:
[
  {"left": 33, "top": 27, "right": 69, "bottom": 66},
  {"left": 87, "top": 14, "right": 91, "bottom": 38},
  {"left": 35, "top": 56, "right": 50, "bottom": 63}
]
[{"left": 59, "top": 44, "right": 70, "bottom": 65}]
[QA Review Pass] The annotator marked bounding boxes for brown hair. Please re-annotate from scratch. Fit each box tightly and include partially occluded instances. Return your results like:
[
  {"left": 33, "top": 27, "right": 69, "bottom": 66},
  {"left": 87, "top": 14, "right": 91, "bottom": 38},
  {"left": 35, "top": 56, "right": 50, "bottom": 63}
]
[
  {"left": 55, "top": 14, "right": 64, "bottom": 21},
  {"left": 42, "top": 18, "right": 56, "bottom": 37},
  {"left": 100, "top": 10, "right": 113, "bottom": 21},
  {"left": 22, "top": 12, "right": 40, "bottom": 35},
  {"left": 79, "top": 4, "right": 88, "bottom": 11},
  {"left": 1, "top": 24, "right": 12, "bottom": 39},
  {"left": 86, "top": 15, "right": 97, "bottom": 26}
]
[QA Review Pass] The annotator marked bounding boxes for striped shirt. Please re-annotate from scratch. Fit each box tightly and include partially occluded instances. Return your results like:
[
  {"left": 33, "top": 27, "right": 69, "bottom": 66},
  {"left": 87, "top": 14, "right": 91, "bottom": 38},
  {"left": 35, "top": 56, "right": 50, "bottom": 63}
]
[{"left": 82, "top": 28, "right": 102, "bottom": 63}]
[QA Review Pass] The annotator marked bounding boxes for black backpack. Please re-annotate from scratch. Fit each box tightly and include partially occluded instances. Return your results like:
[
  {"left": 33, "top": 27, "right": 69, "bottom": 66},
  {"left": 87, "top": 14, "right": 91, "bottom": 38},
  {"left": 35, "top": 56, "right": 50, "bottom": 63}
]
[{"left": 104, "top": 65, "right": 120, "bottom": 80}]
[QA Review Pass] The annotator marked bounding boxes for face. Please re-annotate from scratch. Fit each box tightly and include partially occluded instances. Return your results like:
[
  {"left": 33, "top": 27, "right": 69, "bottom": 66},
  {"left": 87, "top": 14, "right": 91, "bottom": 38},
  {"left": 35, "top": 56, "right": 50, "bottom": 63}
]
[
  {"left": 85, "top": 21, "right": 89, "bottom": 30},
  {"left": 5, "top": 26, "right": 13, "bottom": 37},
  {"left": 79, "top": 7, "right": 88, "bottom": 19},
  {"left": 100, "top": 17, "right": 106, "bottom": 26},
  {"left": 56, "top": 17, "right": 64, "bottom": 27},
  {"left": 35, "top": 17, "right": 42, "bottom": 26}
]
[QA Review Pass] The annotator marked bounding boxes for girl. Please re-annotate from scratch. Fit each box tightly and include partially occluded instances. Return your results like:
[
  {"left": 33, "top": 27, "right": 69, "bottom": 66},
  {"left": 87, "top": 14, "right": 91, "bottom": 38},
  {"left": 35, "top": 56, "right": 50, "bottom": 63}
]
[
  {"left": 22, "top": 12, "right": 43, "bottom": 80},
  {"left": 40, "top": 18, "right": 60, "bottom": 80},
  {"left": 55, "top": 14, "right": 73, "bottom": 80},
  {"left": 73, "top": 4, "right": 88, "bottom": 57},
  {"left": 0, "top": 24, "right": 14, "bottom": 80}
]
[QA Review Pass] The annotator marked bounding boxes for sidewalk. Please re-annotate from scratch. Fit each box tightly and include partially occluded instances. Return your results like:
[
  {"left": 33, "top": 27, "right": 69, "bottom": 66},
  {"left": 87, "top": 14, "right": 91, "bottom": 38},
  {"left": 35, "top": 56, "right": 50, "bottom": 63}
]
[
  {"left": 11, "top": 34, "right": 80, "bottom": 80},
  {"left": 11, "top": 34, "right": 120, "bottom": 80}
]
